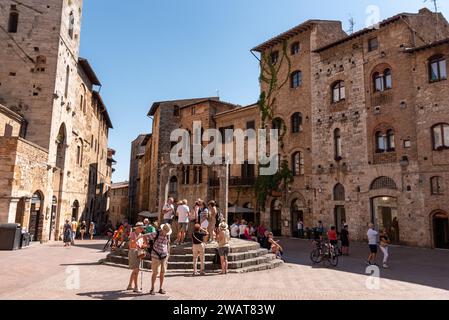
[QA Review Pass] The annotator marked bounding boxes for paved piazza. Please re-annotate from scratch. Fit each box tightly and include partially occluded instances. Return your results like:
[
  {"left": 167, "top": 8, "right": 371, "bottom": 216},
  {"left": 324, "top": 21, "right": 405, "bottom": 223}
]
[{"left": 0, "top": 238, "right": 448, "bottom": 300}]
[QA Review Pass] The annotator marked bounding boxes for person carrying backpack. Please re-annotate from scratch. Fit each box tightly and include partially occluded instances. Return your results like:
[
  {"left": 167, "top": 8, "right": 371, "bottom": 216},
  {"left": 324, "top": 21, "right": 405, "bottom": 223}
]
[{"left": 139, "top": 224, "right": 172, "bottom": 296}]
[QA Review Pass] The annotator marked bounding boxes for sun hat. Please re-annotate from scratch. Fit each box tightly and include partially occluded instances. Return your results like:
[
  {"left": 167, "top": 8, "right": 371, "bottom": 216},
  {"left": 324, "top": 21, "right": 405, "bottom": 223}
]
[
  {"left": 219, "top": 222, "right": 229, "bottom": 230},
  {"left": 161, "top": 223, "right": 173, "bottom": 236},
  {"left": 134, "top": 222, "right": 144, "bottom": 230}
]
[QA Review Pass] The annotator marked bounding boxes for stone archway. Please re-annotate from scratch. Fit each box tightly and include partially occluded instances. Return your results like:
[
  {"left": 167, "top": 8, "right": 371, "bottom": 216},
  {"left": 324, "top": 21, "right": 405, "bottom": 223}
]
[
  {"left": 290, "top": 198, "right": 305, "bottom": 237},
  {"left": 432, "top": 211, "right": 449, "bottom": 249},
  {"left": 72, "top": 200, "right": 80, "bottom": 220}
]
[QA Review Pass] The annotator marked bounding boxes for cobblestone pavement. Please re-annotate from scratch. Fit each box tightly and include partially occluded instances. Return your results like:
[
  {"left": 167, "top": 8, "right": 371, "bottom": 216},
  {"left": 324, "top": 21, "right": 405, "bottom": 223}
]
[{"left": 0, "top": 238, "right": 448, "bottom": 300}]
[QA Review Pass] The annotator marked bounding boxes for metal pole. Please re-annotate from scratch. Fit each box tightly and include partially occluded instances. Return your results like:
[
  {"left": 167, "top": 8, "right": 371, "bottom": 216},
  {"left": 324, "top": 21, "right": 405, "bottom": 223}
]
[{"left": 224, "top": 155, "right": 230, "bottom": 224}]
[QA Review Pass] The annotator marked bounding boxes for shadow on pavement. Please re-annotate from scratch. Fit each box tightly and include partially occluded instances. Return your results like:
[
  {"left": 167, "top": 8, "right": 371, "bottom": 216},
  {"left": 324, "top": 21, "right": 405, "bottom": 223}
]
[
  {"left": 77, "top": 290, "right": 169, "bottom": 300},
  {"left": 280, "top": 237, "right": 449, "bottom": 291}
]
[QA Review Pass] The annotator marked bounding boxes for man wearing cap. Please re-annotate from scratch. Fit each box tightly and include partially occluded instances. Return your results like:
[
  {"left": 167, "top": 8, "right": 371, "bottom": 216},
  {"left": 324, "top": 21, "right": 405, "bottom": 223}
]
[
  {"left": 139, "top": 223, "right": 172, "bottom": 295},
  {"left": 127, "top": 222, "right": 145, "bottom": 294}
]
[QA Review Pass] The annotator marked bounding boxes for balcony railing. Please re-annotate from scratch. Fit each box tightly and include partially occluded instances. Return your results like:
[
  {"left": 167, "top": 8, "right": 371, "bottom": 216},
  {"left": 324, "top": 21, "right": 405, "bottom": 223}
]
[{"left": 209, "top": 176, "right": 256, "bottom": 187}]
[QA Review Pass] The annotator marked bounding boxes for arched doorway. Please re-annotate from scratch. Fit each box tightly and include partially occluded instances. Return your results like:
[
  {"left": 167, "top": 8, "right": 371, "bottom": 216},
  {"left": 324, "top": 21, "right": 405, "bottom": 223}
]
[
  {"left": 290, "top": 198, "right": 304, "bottom": 237},
  {"left": 433, "top": 211, "right": 449, "bottom": 249},
  {"left": 29, "top": 191, "right": 44, "bottom": 241},
  {"left": 270, "top": 199, "right": 282, "bottom": 236},
  {"left": 371, "top": 196, "right": 399, "bottom": 244},
  {"left": 72, "top": 200, "right": 79, "bottom": 220},
  {"left": 49, "top": 196, "right": 57, "bottom": 240}
]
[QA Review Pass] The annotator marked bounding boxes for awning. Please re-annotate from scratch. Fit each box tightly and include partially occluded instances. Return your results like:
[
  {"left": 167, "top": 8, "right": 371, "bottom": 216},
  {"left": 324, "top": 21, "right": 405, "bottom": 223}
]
[
  {"left": 138, "top": 211, "right": 159, "bottom": 219},
  {"left": 227, "top": 206, "right": 254, "bottom": 214}
]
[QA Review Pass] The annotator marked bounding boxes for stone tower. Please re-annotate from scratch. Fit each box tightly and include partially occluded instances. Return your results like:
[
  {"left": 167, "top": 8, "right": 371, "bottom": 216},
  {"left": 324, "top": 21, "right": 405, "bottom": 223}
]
[{"left": 0, "top": 0, "right": 83, "bottom": 155}]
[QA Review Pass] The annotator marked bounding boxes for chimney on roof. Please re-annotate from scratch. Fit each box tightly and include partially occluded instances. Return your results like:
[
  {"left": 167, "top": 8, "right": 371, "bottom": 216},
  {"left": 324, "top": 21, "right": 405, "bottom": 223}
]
[{"left": 419, "top": 7, "right": 433, "bottom": 15}]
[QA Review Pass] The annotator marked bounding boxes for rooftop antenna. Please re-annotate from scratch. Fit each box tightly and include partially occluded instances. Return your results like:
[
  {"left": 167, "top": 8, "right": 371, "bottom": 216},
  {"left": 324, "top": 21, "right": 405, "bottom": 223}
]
[
  {"left": 425, "top": 0, "right": 438, "bottom": 13},
  {"left": 347, "top": 16, "right": 356, "bottom": 34},
  {"left": 424, "top": 0, "right": 440, "bottom": 40},
  {"left": 216, "top": 89, "right": 220, "bottom": 98}
]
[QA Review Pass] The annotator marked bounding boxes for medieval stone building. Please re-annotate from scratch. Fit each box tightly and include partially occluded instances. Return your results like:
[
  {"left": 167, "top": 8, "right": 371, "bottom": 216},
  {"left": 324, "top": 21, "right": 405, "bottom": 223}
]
[
  {"left": 134, "top": 8, "right": 449, "bottom": 249},
  {"left": 0, "top": 0, "right": 113, "bottom": 241}
]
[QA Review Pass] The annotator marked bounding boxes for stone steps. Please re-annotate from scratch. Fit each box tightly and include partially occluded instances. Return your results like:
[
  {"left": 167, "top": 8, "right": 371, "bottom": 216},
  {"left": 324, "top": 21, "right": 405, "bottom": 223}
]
[{"left": 103, "top": 239, "right": 282, "bottom": 274}]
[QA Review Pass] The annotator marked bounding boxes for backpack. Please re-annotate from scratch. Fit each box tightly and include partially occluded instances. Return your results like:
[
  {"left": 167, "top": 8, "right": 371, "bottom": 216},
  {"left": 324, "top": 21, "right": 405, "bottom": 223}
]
[
  {"left": 147, "top": 230, "right": 168, "bottom": 261},
  {"left": 215, "top": 208, "right": 224, "bottom": 228}
]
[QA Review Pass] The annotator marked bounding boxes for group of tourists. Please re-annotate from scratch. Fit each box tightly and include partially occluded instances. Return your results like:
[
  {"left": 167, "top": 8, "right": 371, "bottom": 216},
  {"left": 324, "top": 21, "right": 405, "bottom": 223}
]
[
  {"left": 63, "top": 218, "right": 96, "bottom": 246},
  {"left": 367, "top": 223, "right": 391, "bottom": 269},
  {"left": 310, "top": 220, "right": 391, "bottom": 268},
  {"left": 121, "top": 197, "right": 233, "bottom": 295}
]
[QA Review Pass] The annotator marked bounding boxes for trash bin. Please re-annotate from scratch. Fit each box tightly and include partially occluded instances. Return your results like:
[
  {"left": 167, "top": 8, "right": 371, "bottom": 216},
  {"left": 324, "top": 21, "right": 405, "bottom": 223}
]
[
  {"left": 0, "top": 224, "right": 22, "bottom": 250},
  {"left": 20, "top": 232, "right": 31, "bottom": 248}
]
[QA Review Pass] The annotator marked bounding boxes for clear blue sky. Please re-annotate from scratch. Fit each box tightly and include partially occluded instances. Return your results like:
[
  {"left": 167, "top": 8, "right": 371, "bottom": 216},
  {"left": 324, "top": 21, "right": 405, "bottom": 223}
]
[{"left": 79, "top": 0, "right": 448, "bottom": 182}]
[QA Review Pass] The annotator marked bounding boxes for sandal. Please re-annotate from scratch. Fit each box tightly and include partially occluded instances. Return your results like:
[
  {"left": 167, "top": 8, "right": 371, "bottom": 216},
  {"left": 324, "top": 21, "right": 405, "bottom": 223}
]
[
  {"left": 159, "top": 289, "right": 166, "bottom": 295},
  {"left": 149, "top": 289, "right": 155, "bottom": 296}
]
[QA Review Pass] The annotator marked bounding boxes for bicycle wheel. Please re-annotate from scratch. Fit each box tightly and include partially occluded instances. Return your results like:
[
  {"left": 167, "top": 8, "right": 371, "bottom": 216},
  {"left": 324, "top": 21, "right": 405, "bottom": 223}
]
[
  {"left": 103, "top": 238, "right": 112, "bottom": 252},
  {"left": 329, "top": 252, "right": 339, "bottom": 267},
  {"left": 310, "top": 248, "right": 322, "bottom": 264}
]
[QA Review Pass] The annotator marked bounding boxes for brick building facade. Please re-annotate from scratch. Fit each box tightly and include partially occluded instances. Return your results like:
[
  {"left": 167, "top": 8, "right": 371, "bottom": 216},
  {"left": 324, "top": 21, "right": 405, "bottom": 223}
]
[
  {"left": 134, "top": 7, "right": 449, "bottom": 249},
  {"left": 0, "top": 0, "right": 113, "bottom": 241}
]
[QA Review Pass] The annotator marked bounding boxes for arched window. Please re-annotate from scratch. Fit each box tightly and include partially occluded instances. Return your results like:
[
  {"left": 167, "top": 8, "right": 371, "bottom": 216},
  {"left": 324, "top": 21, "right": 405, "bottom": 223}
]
[
  {"left": 384, "top": 69, "right": 392, "bottom": 89},
  {"left": 291, "top": 112, "right": 302, "bottom": 133},
  {"left": 182, "top": 166, "right": 190, "bottom": 185},
  {"left": 291, "top": 152, "right": 304, "bottom": 176},
  {"left": 334, "top": 128, "right": 342, "bottom": 160},
  {"left": 332, "top": 81, "right": 345, "bottom": 103},
  {"left": 370, "top": 176, "right": 397, "bottom": 190},
  {"left": 8, "top": 7, "right": 19, "bottom": 33},
  {"left": 375, "top": 131, "right": 386, "bottom": 153},
  {"left": 169, "top": 176, "right": 178, "bottom": 193},
  {"left": 68, "top": 11, "right": 75, "bottom": 39},
  {"left": 432, "top": 123, "right": 449, "bottom": 150},
  {"left": 375, "top": 127, "right": 395, "bottom": 153},
  {"left": 386, "top": 129, "right": 395, "bottom": 151},
  {"left": 194, "top": 166, "right": 202, "bottom": 184},
  {"left": 291, "top": 71, "right": 302, "bottom": 88},
  {"left": 431, "top": 176, "right": 444, "bottom": 195},
  {"left": 64, "top": 66, "right": 70, "bottom": 98},
  {"left": 429, "top": 55, "right": 447, "bottom": 82},
  {"left": 333, "top": 183, "right": 345, "bottom": 201},
  {"left": 373, "top": 68, "right": 393, "bottom": 92}
]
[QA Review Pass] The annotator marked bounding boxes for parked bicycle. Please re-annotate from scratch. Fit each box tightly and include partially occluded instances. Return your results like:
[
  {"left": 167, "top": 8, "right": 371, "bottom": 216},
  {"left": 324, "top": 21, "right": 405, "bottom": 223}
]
[{"left": 310, "top": 240, "right": 339, "bottom": 267}]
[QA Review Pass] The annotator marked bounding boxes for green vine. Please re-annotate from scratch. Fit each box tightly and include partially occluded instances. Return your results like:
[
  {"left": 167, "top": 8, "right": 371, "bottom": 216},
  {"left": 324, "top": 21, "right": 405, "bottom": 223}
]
[
  {"left": 254, "top": 41, "right": 293, "bottom": 210},
  {"left": 254, "top": 160, "right": 294, "bottom": 210},
  {"left": 257, "top": 40, "right": 292, "bottom": 128}
]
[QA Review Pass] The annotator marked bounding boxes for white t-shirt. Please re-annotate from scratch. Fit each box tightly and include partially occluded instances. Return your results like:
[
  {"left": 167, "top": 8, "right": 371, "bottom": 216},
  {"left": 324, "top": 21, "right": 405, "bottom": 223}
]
[
  {"left": 367, "top": 228, "right": 378, "bottom": 245},
  {"left": 239, "top": 224, "right": 246, "bottom": 236},
  {"left": 230, "top": 224, "right": 239, "bottom": 238},
  {"left": 163, "top": 203, "right": 175, "bottom": 220},
  {"left": 177, "top": 205, "right": 190, "bottom": 223}
]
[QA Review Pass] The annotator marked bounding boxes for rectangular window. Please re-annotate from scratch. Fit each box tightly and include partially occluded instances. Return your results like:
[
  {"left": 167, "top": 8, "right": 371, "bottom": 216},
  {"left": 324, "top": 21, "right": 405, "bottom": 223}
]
[
  {"left": 403, "top": 140, "right": 411, "bottom": 148},
  {"left": 291, "top": 42, "right": 300, "bottom": 55},
  {"left": 4, "top": 124, "right": 13, "bottom": 137},
  {"left": 270, "top": 51, "right": 279, "bottom": 65},
  {"left": 8, "top": 9, "right": 19, "bottom": 33},
  {"left": 246, "top": 121, "right": 256, "bottom": 130},
  {"left": 76, "top": 146, "right": 81, "bottom": 165},
  {"left": 368, "top": 38, "right": 379, "bottom": 52}
]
